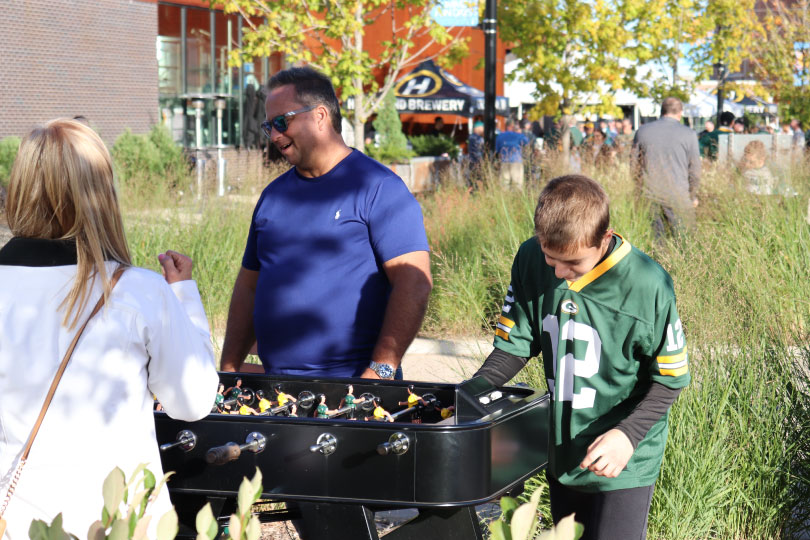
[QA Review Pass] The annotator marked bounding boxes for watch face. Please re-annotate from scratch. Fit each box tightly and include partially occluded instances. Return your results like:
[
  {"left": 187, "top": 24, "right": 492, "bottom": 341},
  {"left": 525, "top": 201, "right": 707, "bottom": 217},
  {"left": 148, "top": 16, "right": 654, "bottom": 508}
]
[{"left": 376, "top": 363, "right": 395, "bottom": 378}]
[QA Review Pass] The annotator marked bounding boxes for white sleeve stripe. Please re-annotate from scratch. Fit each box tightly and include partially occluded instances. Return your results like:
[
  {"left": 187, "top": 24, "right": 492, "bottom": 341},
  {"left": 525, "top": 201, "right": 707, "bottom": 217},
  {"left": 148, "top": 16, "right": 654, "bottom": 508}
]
[
  {"left": 658, "top": 359, "right": 688, "bottom": 370},
  {"left": 502, "top": 304, "right": 512, "bottom": 313},
  {"left": 496, "top": 323, "right": 513, "bottom": 333},
  {"left": 505, "top": 295, "right": 515, "bottom": 303}
]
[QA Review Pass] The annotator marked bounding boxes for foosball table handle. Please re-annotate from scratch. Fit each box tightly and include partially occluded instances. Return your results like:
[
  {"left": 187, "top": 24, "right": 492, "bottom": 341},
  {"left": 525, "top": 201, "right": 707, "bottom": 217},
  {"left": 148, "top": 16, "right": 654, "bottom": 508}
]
[
  {"left": 159, "top": 430, "right": 197, "bottom": 452},
  {"left": 309, "top": 433, "right": 337, "bottom": 455},
  {"left": 206, "top": 432, "right": 267, "bottom": 465},
  {"left": 376, "top": 432, "right": 410, "bottom": 456}
]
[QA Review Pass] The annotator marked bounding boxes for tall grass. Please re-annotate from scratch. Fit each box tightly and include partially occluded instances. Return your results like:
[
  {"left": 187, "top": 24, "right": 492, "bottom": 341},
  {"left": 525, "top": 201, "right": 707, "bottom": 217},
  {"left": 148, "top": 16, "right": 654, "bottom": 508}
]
[{"left": 114, "top": 151, "right": 810, "bottom": 538}]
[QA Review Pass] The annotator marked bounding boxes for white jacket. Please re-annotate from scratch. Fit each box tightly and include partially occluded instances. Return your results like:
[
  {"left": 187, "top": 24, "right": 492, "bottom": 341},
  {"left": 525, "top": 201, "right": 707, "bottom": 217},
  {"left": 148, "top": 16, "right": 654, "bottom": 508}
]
[{"left": 0, "top": 248, "right": 218, "bottom": 539}]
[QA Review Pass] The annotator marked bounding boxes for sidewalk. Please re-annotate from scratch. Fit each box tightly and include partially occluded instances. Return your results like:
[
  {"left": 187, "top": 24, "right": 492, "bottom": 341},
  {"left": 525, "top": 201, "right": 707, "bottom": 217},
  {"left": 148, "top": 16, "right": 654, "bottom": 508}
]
[{"left": 401, "top": 336, "right": 492, "bottom": 383}]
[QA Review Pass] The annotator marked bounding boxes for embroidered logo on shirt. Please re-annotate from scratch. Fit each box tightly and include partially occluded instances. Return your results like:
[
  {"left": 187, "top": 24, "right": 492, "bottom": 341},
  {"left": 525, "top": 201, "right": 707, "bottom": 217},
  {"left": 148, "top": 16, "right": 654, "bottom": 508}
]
[
  {"left": 561, "top": 300, "right": 579, "bottom": 314},
  {"left": 335, "top": 210, "right": 341, "bottom": 220}
]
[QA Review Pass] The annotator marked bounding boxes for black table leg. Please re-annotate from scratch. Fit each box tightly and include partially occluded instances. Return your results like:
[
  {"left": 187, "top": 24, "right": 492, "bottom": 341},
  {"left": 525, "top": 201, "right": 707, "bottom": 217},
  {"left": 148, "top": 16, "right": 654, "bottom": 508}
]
[
  {"left": 384, "top": 506, "right": 483, "bottom": 540},
  {"left": 296, "top": 502, "right": 379, "bottom": 540}
]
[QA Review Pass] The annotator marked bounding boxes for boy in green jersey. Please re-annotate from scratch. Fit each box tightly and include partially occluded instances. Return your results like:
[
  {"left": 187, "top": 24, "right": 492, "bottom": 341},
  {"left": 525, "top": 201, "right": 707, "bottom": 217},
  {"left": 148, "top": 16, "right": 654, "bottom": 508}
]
[{"left": 475, "top": 174, "right": 689, "bottom": 540}]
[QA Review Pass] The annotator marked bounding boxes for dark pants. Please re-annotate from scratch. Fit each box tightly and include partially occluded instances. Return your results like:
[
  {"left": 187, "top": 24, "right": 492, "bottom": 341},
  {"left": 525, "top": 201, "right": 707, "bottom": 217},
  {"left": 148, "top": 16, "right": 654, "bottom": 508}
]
[{"left": 547, "top": 473, "right": 655, "bottom": 540}]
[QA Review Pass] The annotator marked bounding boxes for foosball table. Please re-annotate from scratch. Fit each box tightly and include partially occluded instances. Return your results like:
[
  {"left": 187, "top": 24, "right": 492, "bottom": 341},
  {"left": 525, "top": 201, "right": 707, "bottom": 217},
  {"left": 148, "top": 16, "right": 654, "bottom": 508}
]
[{"left": 155, "top": 373, "right": 549, "bottom": 540}]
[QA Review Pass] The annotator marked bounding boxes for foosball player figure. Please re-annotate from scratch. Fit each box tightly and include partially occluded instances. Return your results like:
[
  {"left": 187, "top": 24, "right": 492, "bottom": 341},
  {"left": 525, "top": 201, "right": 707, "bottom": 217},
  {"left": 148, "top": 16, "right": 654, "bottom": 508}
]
[
  {"left": 398, "top": 384, "right": 428, "bottom": 423},
  {"left": 257, "top": 392, "right": 273, "bottom": 414},
  {"left": 224, "top": 378, "right": 244, "bottom": 401},
  {"left": 473, "top": 175, "right": 690, "bottom": 539},
  {"left": 214, "top": 383, "right": 226, "bottom": 412},
  {"left": 436, "top": 404, "right": 455, "bottom": 420},
  {"left": 315, "top": 394, "right": 336, "bottom": 418},
  {"left": 232, "top": 403, "right": 258, "bottom": 415},
  {"left": 366, "top": 399, "right": 394, "bottom": 422},
  {"left": 273, "top": 384, "right": 297, "bottom": 416},
  {"left": 339, "top": 384, "right": 366, "bottom": 419}
]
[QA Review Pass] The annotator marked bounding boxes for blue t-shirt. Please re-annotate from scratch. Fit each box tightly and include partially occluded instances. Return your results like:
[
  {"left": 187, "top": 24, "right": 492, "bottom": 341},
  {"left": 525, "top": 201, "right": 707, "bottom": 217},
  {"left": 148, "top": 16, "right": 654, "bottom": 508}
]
[
  {"left": 242, "top": 150, "right": 429, "bottom": 377},
  {"left": 495, "top": 131, "right": 529, "bottom": 163}
]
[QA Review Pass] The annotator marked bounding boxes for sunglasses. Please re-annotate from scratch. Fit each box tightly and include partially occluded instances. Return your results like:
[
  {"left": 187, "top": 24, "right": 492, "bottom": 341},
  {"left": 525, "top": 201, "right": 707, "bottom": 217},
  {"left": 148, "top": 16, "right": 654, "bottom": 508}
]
[{"left": 261, "top": 105, "right": 316, "bottom": 136}]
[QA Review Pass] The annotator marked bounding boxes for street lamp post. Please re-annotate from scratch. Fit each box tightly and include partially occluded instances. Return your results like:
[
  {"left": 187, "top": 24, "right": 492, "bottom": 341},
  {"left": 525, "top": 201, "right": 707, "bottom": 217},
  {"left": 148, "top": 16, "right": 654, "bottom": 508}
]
[{"left": 483, "top": 0, "right": 497, "bottom": 154}]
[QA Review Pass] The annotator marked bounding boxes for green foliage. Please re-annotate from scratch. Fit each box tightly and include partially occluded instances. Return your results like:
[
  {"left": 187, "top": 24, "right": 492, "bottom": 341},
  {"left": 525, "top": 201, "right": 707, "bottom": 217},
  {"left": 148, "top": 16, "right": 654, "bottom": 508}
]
[
  {"left": 29, "top": 514, "right": 77, "bottom": 540},
  {"left": 489, "top": 488, "right": 583, "bottom": 540},
  {"left": 366, "top": 91, "right": 414, "bottom": 164},
  {"left": 197, "top": 468, "right": 263, "bottom": 540},
  {"left": 215, "top": 0, "right": 468, "bottom": 149},
  {"left": 0, "top": 136, "right": 21, "bottom": 187},
  {"left": 28, "top": 465, "right": 176, "bottom": 540},
  {"left": 408, "top": 134, "right": 460, "bottom": 159},
  {"left": 112, "top": 125, "right": 187, "bottom": 185},
  {"left": 29, "top": 467, "right": 265, "bottom": 540}
]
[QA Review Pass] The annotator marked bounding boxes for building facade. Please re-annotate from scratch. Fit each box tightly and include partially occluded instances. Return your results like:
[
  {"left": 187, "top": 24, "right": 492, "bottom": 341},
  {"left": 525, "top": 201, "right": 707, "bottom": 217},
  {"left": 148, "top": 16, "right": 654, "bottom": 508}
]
[{"left": 1, "top": 0, "right": 503, "bottom": 148}]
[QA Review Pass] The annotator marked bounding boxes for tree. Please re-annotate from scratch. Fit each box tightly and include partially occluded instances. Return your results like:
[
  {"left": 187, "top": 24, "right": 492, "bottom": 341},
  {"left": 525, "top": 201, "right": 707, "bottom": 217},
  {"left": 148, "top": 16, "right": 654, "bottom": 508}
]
[
  {"left": 218, "top": 0, "right": 468, "bottom": 152},
  {"left": 748, "top": 0, "right": 810, "bottom": 125},
  {"left": 685, "top": 0, "right": 762, "bottom": 87},
  {"left": 498, "top": 0, "right": 705, "bottom": 117}
]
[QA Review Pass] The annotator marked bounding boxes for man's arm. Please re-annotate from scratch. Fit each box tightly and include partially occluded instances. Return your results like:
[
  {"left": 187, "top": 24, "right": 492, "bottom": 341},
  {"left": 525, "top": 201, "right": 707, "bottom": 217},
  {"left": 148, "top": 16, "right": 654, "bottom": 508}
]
[
  {"left": 220, "top": 267, "right": 263, "bottom": 372},
  {"left": 360, "top": 250, "right": 432, "bottom": 379}
]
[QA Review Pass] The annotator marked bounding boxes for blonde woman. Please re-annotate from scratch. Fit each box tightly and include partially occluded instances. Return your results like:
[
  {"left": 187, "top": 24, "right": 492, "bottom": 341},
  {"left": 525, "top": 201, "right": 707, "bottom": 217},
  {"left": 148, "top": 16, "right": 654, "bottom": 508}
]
[{"left": 0, "top": 119, "right": 218, "bottom": 538}]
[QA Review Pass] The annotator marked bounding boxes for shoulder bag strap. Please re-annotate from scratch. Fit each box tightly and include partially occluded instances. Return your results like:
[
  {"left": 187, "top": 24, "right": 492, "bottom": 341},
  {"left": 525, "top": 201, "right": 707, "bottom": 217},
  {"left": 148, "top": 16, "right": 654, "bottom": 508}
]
[{"left": 0, "top": 266, "right": 126, "bottom": 527}]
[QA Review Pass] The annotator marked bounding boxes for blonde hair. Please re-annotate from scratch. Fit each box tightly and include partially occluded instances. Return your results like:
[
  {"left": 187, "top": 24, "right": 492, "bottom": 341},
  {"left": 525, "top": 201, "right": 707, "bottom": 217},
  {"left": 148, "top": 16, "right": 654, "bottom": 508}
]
[
  {"left": 741, "top": 140, "right": 768, "bottom": 171},
  {"left": 6, "top": 119, "right": 131, "bottom": 329},
  {"left": 534, "top": 175, "right": 610, "bottom": 252}
]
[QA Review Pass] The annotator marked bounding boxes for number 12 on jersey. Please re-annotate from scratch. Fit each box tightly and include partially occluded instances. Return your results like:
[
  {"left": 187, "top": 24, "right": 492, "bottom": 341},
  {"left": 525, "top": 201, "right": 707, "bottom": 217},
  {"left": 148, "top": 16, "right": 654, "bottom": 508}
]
[{"left": 542, "top": 314, "right": 601, "bottom": 409}]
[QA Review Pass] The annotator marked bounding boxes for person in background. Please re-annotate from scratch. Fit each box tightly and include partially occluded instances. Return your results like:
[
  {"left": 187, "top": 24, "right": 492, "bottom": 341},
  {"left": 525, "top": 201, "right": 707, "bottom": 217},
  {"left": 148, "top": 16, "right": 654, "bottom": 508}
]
[
  {"left": 718, "top": 112, "right": 735, "bottom": 133},
  {"left": 0, "top": 119, "right": 218, "bottom": 538},
  {"left": 698, "top": 120, "right": 716, "bottom": 159},
  {"left": 739, "top": 140, "right": 776, "bottom": 195},
  {"left": 613, "top": 119, "right": 635, "bottom": 158},
  {"left": 632, "top": 97, "right": 701, "bottom": 236},
  {"left": 521, "top": 119, "right": 541, "bottom": 181},
  {"left": 791, "top": 118, "right": 805, "bottom": 148},
  {"left": 495, "top": 117, "right": 530, "bottom": 189},
  {"left": 733, "top": 119, "right": 746, "bottom": 134},
  {"left": 468, "top": 120, "right": 485, "bottom": 168},
  {"left": 431, "top": 116, "right": 445, "bottom": 136}
]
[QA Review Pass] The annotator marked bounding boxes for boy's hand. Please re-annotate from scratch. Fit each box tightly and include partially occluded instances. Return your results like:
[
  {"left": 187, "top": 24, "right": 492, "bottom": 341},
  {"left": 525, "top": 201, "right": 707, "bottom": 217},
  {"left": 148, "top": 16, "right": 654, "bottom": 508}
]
[{"left": 579, "top": 429, "right": 634, "bottom": 478}]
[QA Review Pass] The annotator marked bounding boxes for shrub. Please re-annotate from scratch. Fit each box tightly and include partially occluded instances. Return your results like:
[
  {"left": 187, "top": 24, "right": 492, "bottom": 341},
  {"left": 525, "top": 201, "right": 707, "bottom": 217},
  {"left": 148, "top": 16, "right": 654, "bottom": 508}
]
[
  {"left": 366, "top": 91, "right": 414, "bottom": 164},
  {"left": 0, "top": 136, "right": 21, "bottom": 188},
  {"left": 408, "top": 134, "right": 460, "bottom": 159},
  {"left": 112, "top": 125, "right": 188, "bottom": 184}
]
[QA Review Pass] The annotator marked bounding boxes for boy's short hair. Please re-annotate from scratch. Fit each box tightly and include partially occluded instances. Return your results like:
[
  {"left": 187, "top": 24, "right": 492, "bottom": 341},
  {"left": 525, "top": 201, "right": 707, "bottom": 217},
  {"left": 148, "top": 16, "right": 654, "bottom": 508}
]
[{"left": 534, "top": 175, "right": 610, "bottom": 252}]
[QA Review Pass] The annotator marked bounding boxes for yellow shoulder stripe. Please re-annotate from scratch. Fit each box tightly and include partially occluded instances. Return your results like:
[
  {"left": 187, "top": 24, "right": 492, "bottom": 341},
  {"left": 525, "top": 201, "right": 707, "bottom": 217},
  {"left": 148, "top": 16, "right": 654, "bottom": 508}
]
[
  {"left": 657, "top": 349, "right": 688, "bottom": 376},
  {"left": 568, "top": 235, "right": 632, "bottom": 293},
  {"left": 657, "top": 350, "right": 687, "bottom": 364},
  {"left": 496, "top": 328, "right": 510, "bottom": 340},
  {"left": 498, "top": 315, "right": 515, "bottom": 328}
]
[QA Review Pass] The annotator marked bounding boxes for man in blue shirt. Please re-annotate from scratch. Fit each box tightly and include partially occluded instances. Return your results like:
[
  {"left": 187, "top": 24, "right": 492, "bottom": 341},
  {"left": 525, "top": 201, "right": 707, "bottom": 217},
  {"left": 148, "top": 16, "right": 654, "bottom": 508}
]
[
  {"left": 495, "top": 118, "right": 529, "bottom": 188},
  {"left": 220, "top": 67, "right": 432, "bottom": 380}
]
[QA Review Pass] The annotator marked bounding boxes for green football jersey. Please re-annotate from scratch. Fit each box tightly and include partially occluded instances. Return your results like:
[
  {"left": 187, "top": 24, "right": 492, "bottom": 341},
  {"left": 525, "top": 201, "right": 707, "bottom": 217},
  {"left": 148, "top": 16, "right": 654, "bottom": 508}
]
[{"left": 494, "top": 234, "right": 690, "bottom": 492}]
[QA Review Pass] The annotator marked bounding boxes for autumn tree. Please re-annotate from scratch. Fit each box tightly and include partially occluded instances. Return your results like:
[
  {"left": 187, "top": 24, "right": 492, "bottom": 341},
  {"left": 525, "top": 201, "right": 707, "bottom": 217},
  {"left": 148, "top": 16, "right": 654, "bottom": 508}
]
[
  {"left": 748, "top": 0, "right": 810, "bottom": 125},
  {"left": 218, "top": 0, "right": 467, "bottom": 152},
  {"left": 499, "top": 0, "right": 709, "bottom": 117}
]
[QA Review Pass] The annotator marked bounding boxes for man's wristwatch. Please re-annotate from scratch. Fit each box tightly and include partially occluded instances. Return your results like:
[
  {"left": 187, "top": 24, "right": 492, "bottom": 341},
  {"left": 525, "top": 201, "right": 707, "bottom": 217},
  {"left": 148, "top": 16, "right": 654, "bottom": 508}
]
[{"left": 369, "top": 361, "right": 396, "bottom": 380}]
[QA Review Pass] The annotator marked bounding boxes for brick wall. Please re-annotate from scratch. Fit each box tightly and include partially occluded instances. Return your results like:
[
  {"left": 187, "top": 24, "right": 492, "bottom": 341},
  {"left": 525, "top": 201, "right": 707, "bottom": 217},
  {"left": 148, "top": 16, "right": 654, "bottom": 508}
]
[{"left": 0, "top": 0, "right": 158, "bottom": 145}]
